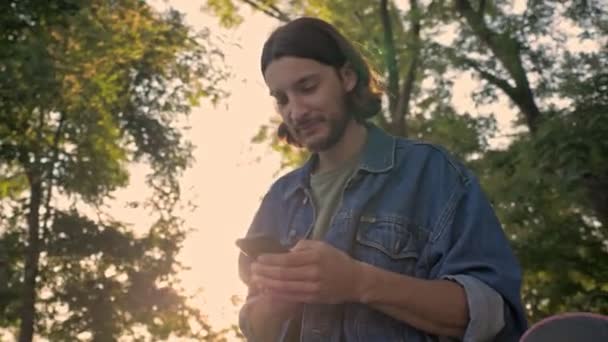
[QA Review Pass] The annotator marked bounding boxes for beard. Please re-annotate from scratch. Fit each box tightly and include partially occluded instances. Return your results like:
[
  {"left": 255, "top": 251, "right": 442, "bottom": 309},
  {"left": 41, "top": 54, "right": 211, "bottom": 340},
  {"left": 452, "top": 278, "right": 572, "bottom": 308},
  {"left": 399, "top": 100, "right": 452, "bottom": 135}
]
[{"left": 292, "top": 111, "right": 352, "bottom": 152}]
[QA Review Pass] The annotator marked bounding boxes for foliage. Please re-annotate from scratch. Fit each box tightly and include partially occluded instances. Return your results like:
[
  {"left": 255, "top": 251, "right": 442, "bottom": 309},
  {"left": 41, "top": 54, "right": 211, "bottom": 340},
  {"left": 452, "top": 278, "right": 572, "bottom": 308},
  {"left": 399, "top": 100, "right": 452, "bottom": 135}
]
[{"left": 1, "top": 0, "right": 228, "bottom": 340}]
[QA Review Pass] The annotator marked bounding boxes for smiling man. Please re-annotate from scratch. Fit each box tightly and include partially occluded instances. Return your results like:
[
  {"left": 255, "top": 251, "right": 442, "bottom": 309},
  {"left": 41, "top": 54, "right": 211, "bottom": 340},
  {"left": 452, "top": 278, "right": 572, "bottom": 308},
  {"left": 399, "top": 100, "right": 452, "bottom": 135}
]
[{"left": 237, "top": 17, "right": 527, "bottom": 342}]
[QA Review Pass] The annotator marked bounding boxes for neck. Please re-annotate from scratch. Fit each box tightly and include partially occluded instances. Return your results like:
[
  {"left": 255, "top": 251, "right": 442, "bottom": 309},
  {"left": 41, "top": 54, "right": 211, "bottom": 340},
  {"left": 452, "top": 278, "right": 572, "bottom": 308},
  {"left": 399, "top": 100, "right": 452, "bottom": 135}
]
[{"left": 316, "top": 120, "right": 367, "bottom": 174}]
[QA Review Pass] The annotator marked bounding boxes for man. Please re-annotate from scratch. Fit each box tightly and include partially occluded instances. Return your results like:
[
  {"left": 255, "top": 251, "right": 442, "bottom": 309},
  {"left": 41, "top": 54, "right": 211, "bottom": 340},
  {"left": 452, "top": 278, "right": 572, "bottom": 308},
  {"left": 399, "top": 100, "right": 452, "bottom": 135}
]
[{"left": 238, "top": 17, "right": 527, "bottom": 341}]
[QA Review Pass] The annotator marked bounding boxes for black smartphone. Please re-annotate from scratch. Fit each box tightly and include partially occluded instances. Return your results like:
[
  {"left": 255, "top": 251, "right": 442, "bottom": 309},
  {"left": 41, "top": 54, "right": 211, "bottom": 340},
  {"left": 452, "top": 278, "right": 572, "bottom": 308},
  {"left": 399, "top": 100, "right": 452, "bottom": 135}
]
[{"left": 235, "top": 235, "right": 289, "bottom": 259}]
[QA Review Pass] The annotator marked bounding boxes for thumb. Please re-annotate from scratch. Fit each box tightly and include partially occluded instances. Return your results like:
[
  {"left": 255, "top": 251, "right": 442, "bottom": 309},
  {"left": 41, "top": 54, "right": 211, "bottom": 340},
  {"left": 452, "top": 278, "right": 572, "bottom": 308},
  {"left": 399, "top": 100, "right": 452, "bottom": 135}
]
[{"left": 290, "top": 238, "right": 317, "bottom": 252}]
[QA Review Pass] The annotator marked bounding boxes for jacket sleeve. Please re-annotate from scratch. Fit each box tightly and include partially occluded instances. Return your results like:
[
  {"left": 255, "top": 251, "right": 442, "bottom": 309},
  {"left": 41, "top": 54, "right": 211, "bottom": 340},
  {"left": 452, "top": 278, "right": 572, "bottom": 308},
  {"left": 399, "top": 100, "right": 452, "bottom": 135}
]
[
  {"left": 428, "top": 173, "right": 528, "bottom": 341},
  {"left": 237, "top": 185, "right": 294, "bottom": 341}
]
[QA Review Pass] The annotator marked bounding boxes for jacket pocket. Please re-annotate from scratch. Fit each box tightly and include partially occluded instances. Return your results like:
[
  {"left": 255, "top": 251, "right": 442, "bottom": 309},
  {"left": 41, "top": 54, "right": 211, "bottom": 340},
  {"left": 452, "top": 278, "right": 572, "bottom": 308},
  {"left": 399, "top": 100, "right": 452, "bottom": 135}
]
[{"left": 353, "top": 214, "right": 426, "bottom": 275}]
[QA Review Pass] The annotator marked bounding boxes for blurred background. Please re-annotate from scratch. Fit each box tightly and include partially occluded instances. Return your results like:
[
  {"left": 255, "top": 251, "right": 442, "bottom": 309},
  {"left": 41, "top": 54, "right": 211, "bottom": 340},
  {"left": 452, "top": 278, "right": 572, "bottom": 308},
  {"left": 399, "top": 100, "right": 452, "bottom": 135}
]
[{"left": 1, "top": 0, "right": 606, "bottom": 340}]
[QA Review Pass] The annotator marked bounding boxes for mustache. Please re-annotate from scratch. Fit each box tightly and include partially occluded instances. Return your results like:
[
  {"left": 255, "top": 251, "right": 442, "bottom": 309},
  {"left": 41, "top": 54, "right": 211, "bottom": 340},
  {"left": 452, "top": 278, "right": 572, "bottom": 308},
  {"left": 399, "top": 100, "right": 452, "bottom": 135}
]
[{"left": 293, "top": 117, "right": 324, "bottom": 132}]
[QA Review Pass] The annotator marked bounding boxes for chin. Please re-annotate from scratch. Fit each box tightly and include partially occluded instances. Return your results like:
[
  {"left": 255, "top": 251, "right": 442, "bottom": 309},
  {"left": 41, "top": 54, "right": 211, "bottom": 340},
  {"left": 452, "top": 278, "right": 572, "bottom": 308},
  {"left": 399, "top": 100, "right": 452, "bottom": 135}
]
[
  {"left": 298, "top": 126, "right": 341, "bottom": 152},
  {"left": 302, "top": 136, "right": 335, "bottom": 152}
]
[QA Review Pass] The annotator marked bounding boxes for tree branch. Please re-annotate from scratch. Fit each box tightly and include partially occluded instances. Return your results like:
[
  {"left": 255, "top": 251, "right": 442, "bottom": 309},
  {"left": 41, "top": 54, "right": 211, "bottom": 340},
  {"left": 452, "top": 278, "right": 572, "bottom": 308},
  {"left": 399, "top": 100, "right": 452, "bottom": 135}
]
[
  {"left": 462, "top": 59, "right": 517, "bottom": 98},
  {"left": 394, "top": 0, "right": 422, "bottom": 137},
  {"left": 437, "top": 43, "right": 519, "bottom": 101},
  {"left": 454, "top": 0, "right": 492, "bottom": 45},
  {"left": 454, "top": 0, "right": 541, "bottom": 132},
  {"left": 41, "top": 112, "right": 66, "bottom": 243},
  {"left": 267, "top": 2, "right": 290, "bottom": 21},
  {"left": 479, "top": 0, "right": 486, "bottom": 15},
  {"left": 379, "top": 0, "right": 400, "bottom": 117},
  {"left": 19, "top": 109, "right": 46, "bottom": 342},
  {"left": 240, "top": 0, "right": 291, "bottom": 22}
]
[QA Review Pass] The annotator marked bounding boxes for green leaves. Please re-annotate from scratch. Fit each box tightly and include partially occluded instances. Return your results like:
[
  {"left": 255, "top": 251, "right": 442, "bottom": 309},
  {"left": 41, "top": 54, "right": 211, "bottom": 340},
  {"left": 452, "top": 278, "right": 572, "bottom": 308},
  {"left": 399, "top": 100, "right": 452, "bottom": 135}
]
[
  {"left": 37, "top": 210, "right": 210, "bottom": 341},
  {"left": 408, "top": 109, "right": 496, "bottom": 161},
  {"left": 477, "top": 93, "right": 608, "bottom": 320},
  {"left": 1, "top": 0, "right": 228, "bottom": 340},
  {"left": 251, "top": 116, "right": 310, "bottom": 170},
  {"left": 0, "top": 173, "right": 28, "bottom": 199},
  {"left": 204, "top": 0, "right": 245, "bottom": 28}
]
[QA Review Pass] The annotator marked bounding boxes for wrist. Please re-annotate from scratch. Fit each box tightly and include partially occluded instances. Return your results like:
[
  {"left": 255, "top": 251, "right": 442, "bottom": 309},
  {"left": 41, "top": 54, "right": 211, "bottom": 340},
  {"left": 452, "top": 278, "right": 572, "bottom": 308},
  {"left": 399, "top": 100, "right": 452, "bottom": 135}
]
[
  {"left": 246, "top": 299, "right": 283, "bottom": 342},
  {"left": 352, "top": 260, "right": 374, "bottom": 304}
]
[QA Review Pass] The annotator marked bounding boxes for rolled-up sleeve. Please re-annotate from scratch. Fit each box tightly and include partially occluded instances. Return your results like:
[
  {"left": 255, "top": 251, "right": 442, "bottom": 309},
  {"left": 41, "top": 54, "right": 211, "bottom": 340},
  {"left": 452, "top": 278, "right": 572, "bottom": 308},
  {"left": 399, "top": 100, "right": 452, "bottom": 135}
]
[
  {"left": 428, "top": 171, "right": 527, "bottom": 341},
  {"left": 442, "top": 274, "right": 505, "bottom": 341}
]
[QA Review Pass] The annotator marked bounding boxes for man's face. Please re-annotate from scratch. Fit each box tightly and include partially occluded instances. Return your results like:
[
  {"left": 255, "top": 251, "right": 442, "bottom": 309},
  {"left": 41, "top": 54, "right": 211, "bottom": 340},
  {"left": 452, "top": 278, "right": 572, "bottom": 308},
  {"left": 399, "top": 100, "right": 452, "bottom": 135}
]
[{"left": 264, "top": 57, "right": 356, "bottom": 152}]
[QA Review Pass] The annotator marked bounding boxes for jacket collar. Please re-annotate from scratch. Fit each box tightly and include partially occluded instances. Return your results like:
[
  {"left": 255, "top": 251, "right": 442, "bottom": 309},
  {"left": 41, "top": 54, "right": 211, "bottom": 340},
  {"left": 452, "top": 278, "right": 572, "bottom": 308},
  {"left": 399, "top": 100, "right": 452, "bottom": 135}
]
[{"left": 283, "top": 123, "right": 396, "bottom": 199}]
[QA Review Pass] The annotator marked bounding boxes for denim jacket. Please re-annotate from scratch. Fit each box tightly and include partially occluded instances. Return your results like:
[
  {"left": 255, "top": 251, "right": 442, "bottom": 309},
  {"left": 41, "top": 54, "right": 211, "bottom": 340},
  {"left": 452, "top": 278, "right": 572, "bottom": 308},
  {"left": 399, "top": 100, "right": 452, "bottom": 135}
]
[{"left": 239, "top": 124, "right": 527, "bottom": 341}]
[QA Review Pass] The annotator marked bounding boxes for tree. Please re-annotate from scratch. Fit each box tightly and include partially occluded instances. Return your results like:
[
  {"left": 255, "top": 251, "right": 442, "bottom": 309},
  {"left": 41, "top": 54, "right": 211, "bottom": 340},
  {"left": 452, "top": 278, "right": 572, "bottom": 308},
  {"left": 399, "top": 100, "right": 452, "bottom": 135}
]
[
  {"left": 1, "top": 0, "right": 228, "bottom": 340},
  {"left": 476, "top": 49, "right": 608, "bottom": 320},
  {"left": 203, "top": 0, "right": 608, "bottom": 324}
]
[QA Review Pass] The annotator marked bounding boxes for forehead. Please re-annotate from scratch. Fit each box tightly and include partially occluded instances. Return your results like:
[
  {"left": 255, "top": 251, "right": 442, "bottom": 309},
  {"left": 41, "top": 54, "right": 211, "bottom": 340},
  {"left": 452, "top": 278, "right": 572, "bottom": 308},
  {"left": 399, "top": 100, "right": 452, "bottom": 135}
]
[{"left": 263, "top": 56, "right": 333, "bottom": 92}]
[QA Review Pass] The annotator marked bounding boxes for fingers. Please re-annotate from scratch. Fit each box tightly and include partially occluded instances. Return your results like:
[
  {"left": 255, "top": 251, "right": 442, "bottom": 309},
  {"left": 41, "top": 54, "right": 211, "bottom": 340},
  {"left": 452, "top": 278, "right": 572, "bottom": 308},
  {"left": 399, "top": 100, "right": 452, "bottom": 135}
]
[
  {"left": 253, "top": 275, "right": 320, "bottom": 298},
  {"left": 248, "top": 240, "right": 338, "bottom": 305},
  {"left": 291, "top": 239, "right": 320, "bottom": 251},
  {"left": 270, "top": 291, "right": 317, "bottom": 304},
  {"left": 257, "top": 248, "right": 319, "bottom": 267},
  {"left": 252, "top": 262, "right": 320, "bottom": 282}
]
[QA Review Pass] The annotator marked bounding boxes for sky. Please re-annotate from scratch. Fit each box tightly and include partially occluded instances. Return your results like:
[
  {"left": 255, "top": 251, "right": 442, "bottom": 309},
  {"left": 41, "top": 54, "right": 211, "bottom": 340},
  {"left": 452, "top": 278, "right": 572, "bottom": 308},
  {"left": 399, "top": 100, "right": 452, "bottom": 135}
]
[
  {"left": 2, "top": 3, "right": 275, "bottom": 340},
  {"left": 113, "top": 0, "right": 285, "bottom": 334}
]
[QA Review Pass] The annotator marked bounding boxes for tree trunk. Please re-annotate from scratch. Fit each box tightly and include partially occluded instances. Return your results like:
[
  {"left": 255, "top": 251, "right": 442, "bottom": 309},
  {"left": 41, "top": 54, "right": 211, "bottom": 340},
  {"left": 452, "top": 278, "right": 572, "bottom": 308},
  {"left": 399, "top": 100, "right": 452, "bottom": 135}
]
[
  {"left": 393, "top": 0, "right": 421, "bottom": 137},
  {"left": 513, "top": 85, "right": 542, "bottom": 133},
  {"left": 585, "top": 174, "right": 608, "bottom": 230},
  {"left": 18, "top": 109, "right": 49, "bottom": 342},
  {"left": 380, "top": 0, "right": 400, "bottom": 117},
  {"left": 18, "top": 174, "right": 42, "bottom": 342},
  {"left": 454, "top": 0, "right": 541, "bottom": 132}
]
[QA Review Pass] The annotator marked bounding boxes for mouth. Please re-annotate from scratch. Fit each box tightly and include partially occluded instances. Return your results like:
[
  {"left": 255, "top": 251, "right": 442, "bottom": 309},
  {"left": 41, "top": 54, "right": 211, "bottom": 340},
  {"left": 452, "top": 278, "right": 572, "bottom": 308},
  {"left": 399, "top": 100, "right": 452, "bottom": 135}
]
[{"left": 295, "top": 119, "right": 323, "bottom": 136}]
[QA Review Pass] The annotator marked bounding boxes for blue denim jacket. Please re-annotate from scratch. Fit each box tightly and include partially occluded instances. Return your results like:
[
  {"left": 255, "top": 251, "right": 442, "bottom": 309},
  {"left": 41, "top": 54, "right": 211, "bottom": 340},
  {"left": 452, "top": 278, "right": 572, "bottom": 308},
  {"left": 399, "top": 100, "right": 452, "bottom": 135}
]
[{"left": 239, "top": 124, "right": 527, "bottom": 341}]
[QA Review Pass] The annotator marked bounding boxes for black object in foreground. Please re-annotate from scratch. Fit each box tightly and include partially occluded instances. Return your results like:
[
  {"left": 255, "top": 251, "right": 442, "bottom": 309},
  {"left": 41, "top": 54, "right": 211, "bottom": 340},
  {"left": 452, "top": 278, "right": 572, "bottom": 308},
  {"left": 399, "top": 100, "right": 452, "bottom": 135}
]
[
  {"left": 521, "top": 312, "right": 608, "bottom": 342},
  {"left": 236, "top": 235, "right": 289, "bottom": 259}
]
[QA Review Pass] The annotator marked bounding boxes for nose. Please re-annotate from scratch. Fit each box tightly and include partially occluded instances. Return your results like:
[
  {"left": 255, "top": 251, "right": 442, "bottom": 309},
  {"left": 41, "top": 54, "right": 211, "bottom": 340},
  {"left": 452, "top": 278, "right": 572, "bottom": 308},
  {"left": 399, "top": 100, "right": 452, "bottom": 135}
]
[{"left": 286, "top": 95, "right": 310, "bottom": 123}]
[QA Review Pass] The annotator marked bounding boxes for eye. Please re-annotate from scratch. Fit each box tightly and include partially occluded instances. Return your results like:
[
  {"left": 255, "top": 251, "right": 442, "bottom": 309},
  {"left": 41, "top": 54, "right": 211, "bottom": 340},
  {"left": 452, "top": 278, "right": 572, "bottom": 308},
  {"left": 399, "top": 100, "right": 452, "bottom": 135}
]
[{"left": 299, "top": 82, "right": 317, "bottom": 94}]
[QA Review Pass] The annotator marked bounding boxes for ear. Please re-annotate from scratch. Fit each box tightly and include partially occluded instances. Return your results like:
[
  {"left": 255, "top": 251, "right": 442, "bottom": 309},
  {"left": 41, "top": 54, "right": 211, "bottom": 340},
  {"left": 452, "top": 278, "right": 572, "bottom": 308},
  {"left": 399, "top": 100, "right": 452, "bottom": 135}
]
[{"left": 339, "top": 63, "right": 357, "bottom": 92}]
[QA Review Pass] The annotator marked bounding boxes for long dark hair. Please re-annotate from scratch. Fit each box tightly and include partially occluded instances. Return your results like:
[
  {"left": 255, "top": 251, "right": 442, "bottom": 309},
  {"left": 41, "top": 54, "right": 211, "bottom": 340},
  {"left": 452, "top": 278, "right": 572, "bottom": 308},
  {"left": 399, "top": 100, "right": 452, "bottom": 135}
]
[{"left": 261, "top": 17, "right": 382, "bottom": 146}]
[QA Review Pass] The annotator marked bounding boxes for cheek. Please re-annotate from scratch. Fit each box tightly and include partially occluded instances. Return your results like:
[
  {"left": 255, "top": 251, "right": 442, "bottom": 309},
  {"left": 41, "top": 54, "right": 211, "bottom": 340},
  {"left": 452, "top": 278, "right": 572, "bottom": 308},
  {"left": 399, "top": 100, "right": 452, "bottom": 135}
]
[
  {"left": 277, "top": 107, "right": 288, "bottom": 120},
  {"left": 278, "top": 111, "right": 297, "bottom": 133},
  {"left": 317, "top": 84, "right": 346, "bottom": 111},
  {"left": 275, "top": 104, "right": 293, "bottom": 124}
]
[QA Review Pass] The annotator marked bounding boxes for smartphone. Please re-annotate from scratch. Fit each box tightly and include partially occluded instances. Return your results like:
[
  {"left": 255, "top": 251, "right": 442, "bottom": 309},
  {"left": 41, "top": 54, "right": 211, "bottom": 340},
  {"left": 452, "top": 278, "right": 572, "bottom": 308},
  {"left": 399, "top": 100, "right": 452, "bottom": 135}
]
[{"left": 236, "top": 235, "right": 289, "bottom": 259}]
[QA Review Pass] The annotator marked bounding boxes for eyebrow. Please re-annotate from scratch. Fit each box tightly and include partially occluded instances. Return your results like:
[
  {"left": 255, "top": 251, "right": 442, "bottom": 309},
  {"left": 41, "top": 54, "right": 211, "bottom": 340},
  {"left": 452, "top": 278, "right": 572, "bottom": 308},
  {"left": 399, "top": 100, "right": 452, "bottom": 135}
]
[{"left": 269, "top": 73, "right": 320, "bottom": 97}]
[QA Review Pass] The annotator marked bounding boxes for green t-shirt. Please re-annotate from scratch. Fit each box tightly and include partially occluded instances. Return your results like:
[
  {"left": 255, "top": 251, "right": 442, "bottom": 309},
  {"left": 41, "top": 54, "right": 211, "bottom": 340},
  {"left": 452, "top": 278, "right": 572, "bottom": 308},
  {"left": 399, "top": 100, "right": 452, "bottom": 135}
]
[{"left": 309, "top": 154, "right": 361, "bottom": 240}]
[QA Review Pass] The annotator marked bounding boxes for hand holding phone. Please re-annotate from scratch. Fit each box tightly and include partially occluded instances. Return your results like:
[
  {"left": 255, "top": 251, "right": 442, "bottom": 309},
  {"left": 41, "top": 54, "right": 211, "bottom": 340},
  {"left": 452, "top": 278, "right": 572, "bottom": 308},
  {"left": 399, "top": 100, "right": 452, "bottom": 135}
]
[{"left": 236, "top": 235, "right": 289, "bottom": 259}]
